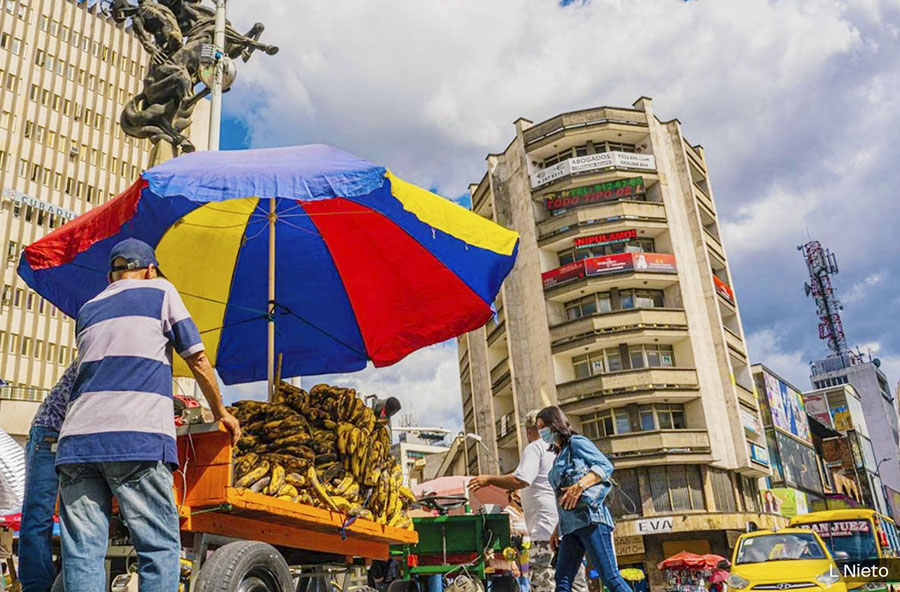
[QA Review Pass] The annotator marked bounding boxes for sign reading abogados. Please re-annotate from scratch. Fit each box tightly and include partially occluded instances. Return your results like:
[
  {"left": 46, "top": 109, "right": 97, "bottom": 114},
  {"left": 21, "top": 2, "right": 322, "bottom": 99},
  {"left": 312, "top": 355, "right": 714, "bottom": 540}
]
[{"left": 543, "top": 177, "right": 645, "bottom": 211}]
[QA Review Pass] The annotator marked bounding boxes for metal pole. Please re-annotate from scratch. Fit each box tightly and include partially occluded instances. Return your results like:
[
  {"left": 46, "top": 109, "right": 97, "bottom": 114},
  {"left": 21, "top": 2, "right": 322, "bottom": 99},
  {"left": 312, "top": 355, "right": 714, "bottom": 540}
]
[
  {"left": 207, "top": 0, "right": 227, "bottom": 151},
  {"left": 267, "top": 197, "right": 276, "bottom": 401}
]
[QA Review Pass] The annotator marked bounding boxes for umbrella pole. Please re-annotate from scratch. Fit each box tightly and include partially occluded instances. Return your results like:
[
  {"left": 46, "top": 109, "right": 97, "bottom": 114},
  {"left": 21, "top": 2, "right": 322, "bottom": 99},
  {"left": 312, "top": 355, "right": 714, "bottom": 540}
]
[{"left": 267, "top": 197, "right": 276, "bottom": 401}]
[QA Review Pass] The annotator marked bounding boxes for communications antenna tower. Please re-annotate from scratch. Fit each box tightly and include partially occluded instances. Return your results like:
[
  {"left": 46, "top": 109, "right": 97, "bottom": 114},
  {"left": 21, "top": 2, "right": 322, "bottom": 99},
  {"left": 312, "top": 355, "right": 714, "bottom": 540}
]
[{"left": 798, "top": 240, "right": 847, "bottom": 356}]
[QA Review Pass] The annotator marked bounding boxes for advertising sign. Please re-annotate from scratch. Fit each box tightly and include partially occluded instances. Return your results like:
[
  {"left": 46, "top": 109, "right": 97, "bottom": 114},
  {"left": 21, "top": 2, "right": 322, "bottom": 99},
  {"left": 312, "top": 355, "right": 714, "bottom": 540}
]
[
  {"left": 763, "top": 372, "right": 811, "bottom": 442},
  {"left": 636, "top": 516, "right": 674, "bottom": 534},
  {"left": 831, "top": 404, "right": 853, "bottom": 432},
  {"left": 761, "top": 488, "right": 809, "bottom": 518},
  {"left": 804, "top": 393, "right": 833, "bottom": 428},
  {"left": 749, "top": 442, "right": 769, "bottom": 466},
  {"left": 574, "top": 229, "right": 637, "bottom": 249},
  {"left": 541, "top": 261, "right": 585, "bottom": 289},
  {"left": 530, "top": 152, "right": 656, "bottom": 188},
  {"left": 3, "top": 188, "right": 78, "bottom": 221},
  {"left": 713, "top": 275, "right": 735, "bottom": 305},
  {"left": 776, "top": 431, "right": 823, "bottom": 493},
  {"left": 806, "top": 520, "right": 870, "bottom": 537},
  {"left": 542, "top": 253, "right": 678, "bottom": 288},
  {"left": 740, "top": 407, "right": 761, "bottom": 434},
  {"left": 543, "top": 177, "right": 645, "bottom": 211},
  {"left": 614, "top": 536, "right": 645, "bottom": 557}
]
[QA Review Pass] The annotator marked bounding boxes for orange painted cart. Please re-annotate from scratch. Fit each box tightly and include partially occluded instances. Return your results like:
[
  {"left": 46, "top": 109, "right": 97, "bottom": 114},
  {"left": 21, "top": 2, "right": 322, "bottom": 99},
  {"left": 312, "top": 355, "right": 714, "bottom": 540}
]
[{"left": 171, "top": 423, "right": 418, "bottom": 592}]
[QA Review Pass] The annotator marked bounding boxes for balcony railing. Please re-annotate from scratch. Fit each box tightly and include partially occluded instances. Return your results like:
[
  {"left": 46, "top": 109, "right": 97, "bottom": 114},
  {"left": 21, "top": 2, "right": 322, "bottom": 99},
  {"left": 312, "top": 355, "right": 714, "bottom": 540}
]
[
  {"left": 496, "top": 411, "right": 516, "bottom": 440},
  {"left": 530, "top": 151, "right": 657, "bottom": 189},
  {"left": 543, "top": 252, "right": 677, "bottom": 290},
  {"left": 558, "top": 367, "right": 699, "bottom": 403},
  {"left": 523, "top": 107, "right": 649, "bottom": 146},
  {"left": 537, "top": 200, "right": 667, "bottom": 243},
  {"left": 550, "top": 308, "right": 688, "bottom": 351},
  {"left": 594, "top": 429, "right": 711, "bottom": 459},
  {"left": 0, "top": 385, "right": 50, "bottom": 402}
]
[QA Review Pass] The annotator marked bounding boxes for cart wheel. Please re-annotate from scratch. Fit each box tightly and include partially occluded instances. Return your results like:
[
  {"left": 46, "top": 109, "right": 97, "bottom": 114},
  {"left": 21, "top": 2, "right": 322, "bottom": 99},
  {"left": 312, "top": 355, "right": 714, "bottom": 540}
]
[
  {"left": 490, "top": 576, "right": 519, "bottom": 592},
  {"left": 195, "top": 541, "right": 293, "bottom": 592},
  {"left": 387, "top": 580, "right": 420, "bottom": 592}
]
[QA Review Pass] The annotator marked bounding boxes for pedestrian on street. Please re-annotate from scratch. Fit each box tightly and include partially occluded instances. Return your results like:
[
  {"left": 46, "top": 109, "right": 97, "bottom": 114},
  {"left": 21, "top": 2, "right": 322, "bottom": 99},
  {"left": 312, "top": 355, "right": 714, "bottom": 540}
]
[
  {"left": 537, "top": 406, "right": 630, "bottom": 592},
  {"left": 18, "top": 362, "right": 77, "bottom": 592},
  {"left": 469, "top": 411, "right": 586, "bottom": 592},
  {"left": 56, "top": 238, "right": 241, "bottom": 592}
]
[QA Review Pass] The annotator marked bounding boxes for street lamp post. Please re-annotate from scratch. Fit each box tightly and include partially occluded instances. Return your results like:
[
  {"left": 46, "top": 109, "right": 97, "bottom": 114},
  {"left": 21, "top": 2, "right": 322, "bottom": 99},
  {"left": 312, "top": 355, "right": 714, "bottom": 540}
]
[
  {"left": 207, "top": 0, "right": 227, "bottom": 151},
  {"left": 876, "top": 457, "right": 892, "bottom": 514}
]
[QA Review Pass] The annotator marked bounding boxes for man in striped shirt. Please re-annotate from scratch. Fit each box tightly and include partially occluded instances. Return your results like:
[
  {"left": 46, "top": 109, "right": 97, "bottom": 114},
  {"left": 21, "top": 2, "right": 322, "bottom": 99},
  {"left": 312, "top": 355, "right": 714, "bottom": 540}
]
[{"left": 57, "top": 238, "right": 241, "bottom": 592}]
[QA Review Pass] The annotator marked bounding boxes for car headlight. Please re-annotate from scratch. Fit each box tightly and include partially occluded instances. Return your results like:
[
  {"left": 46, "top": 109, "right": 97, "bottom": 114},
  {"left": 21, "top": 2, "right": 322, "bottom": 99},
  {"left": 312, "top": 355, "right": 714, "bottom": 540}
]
[
  {"left": 816, "top": 568, "right": 841, "bottom": 586},
  {"left": 727, "top": 574, "right": 750, "bottom": 590}
]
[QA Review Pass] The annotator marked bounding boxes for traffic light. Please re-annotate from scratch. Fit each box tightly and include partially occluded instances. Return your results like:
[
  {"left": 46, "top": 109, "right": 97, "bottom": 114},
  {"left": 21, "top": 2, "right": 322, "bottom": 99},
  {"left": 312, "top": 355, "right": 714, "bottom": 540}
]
[{"left": 372, "top": 396, "right": 401, "bottom": 420}]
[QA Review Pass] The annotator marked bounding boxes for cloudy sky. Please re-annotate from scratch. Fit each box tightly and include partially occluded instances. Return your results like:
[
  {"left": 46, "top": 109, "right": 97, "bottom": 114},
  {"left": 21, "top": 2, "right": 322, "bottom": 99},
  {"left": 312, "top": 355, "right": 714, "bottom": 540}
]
[{"left": 218, "top": 0, "right": 900, "bottom": 432}]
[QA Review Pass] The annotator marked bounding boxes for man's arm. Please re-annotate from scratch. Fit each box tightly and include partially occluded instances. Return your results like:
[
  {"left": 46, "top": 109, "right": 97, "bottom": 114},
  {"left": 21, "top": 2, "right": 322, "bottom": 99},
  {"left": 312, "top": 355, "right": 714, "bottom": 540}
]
[
  {"left": 184, "top": 351, "right": 241, "bottom": 444},
  {"left": 470, "top": 473, "right": 529, "bottom": 492}
]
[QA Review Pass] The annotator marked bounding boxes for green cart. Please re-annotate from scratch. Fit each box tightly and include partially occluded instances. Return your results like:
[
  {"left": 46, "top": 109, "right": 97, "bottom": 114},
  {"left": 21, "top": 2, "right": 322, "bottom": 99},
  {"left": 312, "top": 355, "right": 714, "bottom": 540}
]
[{"left": 390, "top": 496, "right": 519, "bottom": 592}]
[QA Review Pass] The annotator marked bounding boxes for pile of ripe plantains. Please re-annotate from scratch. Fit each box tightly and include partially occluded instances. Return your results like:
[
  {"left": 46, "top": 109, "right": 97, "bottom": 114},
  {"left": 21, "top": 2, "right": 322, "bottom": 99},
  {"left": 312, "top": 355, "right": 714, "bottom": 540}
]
[{"left": 226, "top": 382, "right": 415, "bottom": 529}]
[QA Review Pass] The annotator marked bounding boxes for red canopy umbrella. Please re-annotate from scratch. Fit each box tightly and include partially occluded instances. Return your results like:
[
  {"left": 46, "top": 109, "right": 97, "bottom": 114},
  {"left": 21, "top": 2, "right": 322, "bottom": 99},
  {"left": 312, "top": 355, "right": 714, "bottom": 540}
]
[
  {"left": 700, "top": 554, "right": 728, "bottom": 570},
  {"left": 0, "top": 513, "right": 21, "bottom": 531},
  {"left": 657, "top": 551, "right": 705, "bottom": 570}
]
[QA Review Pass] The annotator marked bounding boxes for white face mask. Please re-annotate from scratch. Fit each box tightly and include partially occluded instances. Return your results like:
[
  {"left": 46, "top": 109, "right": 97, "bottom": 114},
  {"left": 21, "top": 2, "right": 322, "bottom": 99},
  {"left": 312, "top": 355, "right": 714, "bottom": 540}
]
[{"left": 538, "top": 427, "right": 556, "bottom": 445}]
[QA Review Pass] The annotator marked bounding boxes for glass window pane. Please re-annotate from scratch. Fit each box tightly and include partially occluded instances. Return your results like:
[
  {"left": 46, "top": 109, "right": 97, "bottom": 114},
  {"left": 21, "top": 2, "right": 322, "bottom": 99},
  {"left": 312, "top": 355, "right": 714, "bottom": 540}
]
[
  {"left": 581, "top": 298, "right": 597, "bottom": 316},
  {"left": 574, "top": 361, "right": 590, "bottom": 379},
  {"left": 630, "top": 350, "right": 644, "bottom": 369},
  {"left": 646, "top": 350, "right": 661, "bottom": 367},
  {"left": 601, "top": 415, "right": 614, "bottom": 437},
  {"left": 672, "top": 409, "right": 686, "bottom": 429},
  {"left": 606, "top": 351, "right": 623, "bottom": 372},
  {"left": 590, "top": 360, "right": 604, "bottom": 376},
  {"left": 567, "top": 304, "right": 581, "bottom": 320},
  {"left": 559, "top": 252, "right": 573, "bottom": 265},
  {"left": 620, "top": 292, "right": 635, "bottom": 309},
  {"left": 615, "top": 410, "right": 631, "bottom": 434},
  {"left": 640, "top": 410, "right": 655, "bottom": 431},
  {"left": 660, "top": 350, "right": 675, "bottom": 367},
  {"left": 658, "top": 411, "right": 673, "bottom": 430},
  {"left": 597, "top": 293, "right": 612, "bottom": 313}
]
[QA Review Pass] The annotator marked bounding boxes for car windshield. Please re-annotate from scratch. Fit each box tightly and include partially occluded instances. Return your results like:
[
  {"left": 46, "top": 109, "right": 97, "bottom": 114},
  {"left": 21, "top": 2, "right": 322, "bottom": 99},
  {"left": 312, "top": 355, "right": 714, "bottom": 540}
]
[
  {"left": 800, "top": 520, "right": 878, "bottom": 561},
  {"left": 736, "top": 533, "right": 827, "bottom": 564}
]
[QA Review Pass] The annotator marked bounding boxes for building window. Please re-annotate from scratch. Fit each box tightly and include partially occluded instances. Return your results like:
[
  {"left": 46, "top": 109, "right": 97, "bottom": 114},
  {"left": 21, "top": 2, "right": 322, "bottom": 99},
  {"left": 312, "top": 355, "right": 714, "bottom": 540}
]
[
  {"left": 6, "top": 240, "right": 16, "bottom": 261},
  {"left": 564, "top": 292, "right": 612, "bottom": 320},
  {"left": 20, "top": 336, "right": 30, "bottom": 356},
  {"left": 619, "top": 289, "right": 665, "bottom": 309},
  {"left": 33, "top": 340, "right": 42, "bottom": 359},
  {"left": 1, "top": 284, "right": 11, "bottom": 305},
  {"left": 14, "top": 288, "right": 22, "bottom": 307},
  {"left": 654, "top": 403, "right": 686, "bottom": 429},
  {"left": 557, "top": 238, "right": 656, "bottom": 266},
  {"left": 25, "top": 291, "right": 34, "bottom": 310},
  {"left": 9, "top": 334, "right": 18, "bottom": 353},
  {"left": 592, "top": 141, "right": 637, "bottom": 153},
  {"left": 46, "top": 343, "right": 56, "bottom": 361},
  {"left": 628, "top": 344, "right": 675, "bottom": 369},
  {"left": 58, "top": 346, "right": 68, "bottom": 365},
  {"left": 710, "top": 468, "right": 738, "bottom": 513},
  {"left": 573, "top": 347, "right": 623, "bottom": 379}
]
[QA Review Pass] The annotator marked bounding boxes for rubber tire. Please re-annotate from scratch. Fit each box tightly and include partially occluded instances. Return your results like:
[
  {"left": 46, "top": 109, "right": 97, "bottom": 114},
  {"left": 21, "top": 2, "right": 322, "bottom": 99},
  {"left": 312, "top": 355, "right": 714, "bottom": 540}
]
[
  {"left": 387, "top": 580, "right": 420, "bottom": 592},
  {"left": 194, "top": 541, "right": 293, "bottom": 592},
  {"left": 490, "top": 576, "right": 519, "bottom": 592}
]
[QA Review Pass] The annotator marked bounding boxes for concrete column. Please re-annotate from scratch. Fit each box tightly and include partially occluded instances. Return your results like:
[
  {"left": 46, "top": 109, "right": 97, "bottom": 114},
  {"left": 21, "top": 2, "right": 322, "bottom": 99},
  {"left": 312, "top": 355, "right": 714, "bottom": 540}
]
[{"left": 466, "top": 328, "right": 500, "bottom": 474}]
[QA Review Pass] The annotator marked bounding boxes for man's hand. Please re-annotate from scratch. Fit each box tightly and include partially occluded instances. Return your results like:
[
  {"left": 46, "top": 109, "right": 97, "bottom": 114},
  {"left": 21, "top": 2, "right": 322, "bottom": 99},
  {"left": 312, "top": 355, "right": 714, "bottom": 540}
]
[
  {"left": 558, "top": 482, "right": 585, "bottom": 510},
  {"left": 468, "top": 475, "right": 494, "bottom": 491},
  {"left": 550, "top": 527, "right": 560, "bottom": 551},
  {"left": 216, "top": 409, "right": 242, "bottom": 445}
]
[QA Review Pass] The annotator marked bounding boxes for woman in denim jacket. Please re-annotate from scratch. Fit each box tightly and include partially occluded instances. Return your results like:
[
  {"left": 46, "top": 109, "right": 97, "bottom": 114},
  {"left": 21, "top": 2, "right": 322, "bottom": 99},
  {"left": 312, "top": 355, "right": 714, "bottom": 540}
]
[{"left": 536, "top": 406, "right": 630, "bottom": 592}]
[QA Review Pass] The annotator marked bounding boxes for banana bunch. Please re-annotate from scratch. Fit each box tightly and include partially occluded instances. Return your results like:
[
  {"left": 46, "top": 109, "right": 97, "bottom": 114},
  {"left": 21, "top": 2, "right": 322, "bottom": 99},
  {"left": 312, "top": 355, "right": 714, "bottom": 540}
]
[{"left": 225, "top": 381, "right": 413, "bottom": 530}]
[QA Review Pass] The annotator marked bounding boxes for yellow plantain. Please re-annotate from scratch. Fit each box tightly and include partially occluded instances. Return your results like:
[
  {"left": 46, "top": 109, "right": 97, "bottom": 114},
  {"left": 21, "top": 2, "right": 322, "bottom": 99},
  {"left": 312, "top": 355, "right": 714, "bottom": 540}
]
[
  {"left": 249, "top": 476, "right": 271, "bottom": 493},
  {"left": 399, "top": 486, "right": 416, "bottom": 503},
  {"left": 235, "top": 460, "right": 270, "bottom": 488},
  {"left": 277, "top": 484, "right": 299, "bottom": 498},
  {"left": 307, "top": 465, "right": 339, "bottom": 511},
  {"left": 332, "top": 474, "right": 355, "bottom": 496},
  {"left": 266, "top": 464, "right": 286, "bottom": 495},
  {"left": 285, "top": 472, "right": 307, "bottom": 488}
]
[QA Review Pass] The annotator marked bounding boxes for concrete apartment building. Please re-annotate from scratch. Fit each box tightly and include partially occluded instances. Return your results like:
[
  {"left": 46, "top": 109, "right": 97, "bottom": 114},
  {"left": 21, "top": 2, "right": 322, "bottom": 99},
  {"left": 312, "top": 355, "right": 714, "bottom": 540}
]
[
  {"left": 809, "top": 354, "right": 900, "bottom": 519},
  {"left": 457, "top": 97, "right": 782, "bottom": 586},
  {"left": 0, "top": 0, "right": 207, "bottom": 443}
]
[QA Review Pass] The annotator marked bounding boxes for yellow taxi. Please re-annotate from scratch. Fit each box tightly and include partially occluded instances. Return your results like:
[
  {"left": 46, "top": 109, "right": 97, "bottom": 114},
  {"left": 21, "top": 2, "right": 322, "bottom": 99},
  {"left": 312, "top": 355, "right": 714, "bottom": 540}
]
[{"left": 723, "top": 528, "right": 848, "bottom": 591}]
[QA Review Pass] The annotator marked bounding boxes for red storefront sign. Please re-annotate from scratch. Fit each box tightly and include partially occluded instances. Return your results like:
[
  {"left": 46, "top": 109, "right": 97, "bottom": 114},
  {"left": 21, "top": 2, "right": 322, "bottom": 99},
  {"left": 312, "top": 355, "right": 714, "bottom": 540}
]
[
  {"left": 543, "top": 177, "right": 645, "bottom": 211},
  {"left": 542, "top": 253, "right": 677, "bottom": 288},
  {"left": 713, "top": 275, "right": 735, "bottom": 304},
  {"left": 573, "top": 229, "right": 637, "bottom": 249},
  {"left": 541, "top": 261, "right": 585, "bottom": 288}
]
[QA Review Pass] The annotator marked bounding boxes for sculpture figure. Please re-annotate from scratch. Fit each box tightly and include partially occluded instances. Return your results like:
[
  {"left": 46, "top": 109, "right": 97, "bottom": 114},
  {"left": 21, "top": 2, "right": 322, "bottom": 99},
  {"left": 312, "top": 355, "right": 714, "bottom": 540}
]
[{"left": 107, "top": 0, "right": 278, "bottom": 153}]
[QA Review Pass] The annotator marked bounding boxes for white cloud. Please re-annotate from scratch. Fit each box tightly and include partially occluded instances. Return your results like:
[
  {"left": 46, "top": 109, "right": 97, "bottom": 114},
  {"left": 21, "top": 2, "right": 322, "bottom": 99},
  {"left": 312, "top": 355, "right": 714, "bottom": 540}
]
[
  {"left": 746, "top": 328, "right": 810, "bottom": 388},
  {"left": 843, "top": 273, "right": 884, "bottom": 304}
]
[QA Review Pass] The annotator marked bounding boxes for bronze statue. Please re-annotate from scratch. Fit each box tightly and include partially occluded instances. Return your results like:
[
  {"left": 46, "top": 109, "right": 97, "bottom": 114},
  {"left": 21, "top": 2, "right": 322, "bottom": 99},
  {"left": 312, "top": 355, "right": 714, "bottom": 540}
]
[{"left": 106, "top": 0, "right": 278, "bottom": 153}]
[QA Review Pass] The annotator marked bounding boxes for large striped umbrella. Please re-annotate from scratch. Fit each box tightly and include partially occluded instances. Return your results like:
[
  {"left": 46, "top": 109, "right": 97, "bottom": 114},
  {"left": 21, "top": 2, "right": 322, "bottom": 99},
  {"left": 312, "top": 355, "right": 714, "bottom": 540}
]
[{"left": 18, "top": 145, "right": 518, "bottom": 391}]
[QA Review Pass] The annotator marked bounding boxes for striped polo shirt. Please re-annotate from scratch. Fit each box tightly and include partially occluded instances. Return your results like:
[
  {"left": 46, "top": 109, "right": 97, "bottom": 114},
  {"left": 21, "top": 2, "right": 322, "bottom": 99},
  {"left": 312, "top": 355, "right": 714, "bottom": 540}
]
[{"left": 57, "top": 278, "right": 204, "bottom": 466}]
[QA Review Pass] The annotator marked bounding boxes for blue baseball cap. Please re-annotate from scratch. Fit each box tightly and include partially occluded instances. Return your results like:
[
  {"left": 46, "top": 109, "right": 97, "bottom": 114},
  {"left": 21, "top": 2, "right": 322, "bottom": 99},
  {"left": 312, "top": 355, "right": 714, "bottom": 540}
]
[{"left": 109, "top": 238, "right": 159, "bottom": 272}]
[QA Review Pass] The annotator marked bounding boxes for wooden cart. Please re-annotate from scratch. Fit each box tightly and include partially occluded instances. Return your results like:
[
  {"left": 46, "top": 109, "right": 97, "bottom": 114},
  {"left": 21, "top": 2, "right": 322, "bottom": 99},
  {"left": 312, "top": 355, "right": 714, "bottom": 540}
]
[{"left": 174, "top": 423, "right": 418, "bottom": 592}]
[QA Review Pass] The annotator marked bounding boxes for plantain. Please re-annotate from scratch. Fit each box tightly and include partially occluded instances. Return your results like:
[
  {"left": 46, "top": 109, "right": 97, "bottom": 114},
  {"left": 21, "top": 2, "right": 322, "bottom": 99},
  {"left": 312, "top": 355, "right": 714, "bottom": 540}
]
[
  {"left": 331, "top": 474, "right": 355, "bottom": 496},
  {"left": 249, "top": 476, "right": 271, "bottom": 493},
  {"left": 235, "top": 460, "right": 270, "bottom": 488},
  {"left": 399, "top": 486, "right": 416, "bottom": 503},
  {"left": 331, "top": 495, "right": 354, "bottom": 513},
  {"left": 285, "top": 472, "right": 307, "bottom": 488},
  {"left": 276, "top": 483, "right": 299, "bottom": 498},
  {"left": 266, "top": 464, "right": 286, "bottom": 495},
  {"left": 307, "top": 465, "right": 339, "bottom": 511}
]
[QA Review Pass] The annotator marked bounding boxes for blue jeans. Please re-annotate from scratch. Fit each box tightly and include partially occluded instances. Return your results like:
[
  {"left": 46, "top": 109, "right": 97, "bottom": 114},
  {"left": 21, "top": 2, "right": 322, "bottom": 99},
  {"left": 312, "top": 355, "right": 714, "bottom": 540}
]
[
  {"left": 555, "top": 524, "right": 630, "bottom": 592},
  {"left": 58, "top": 461, "right": 180, "bottom": 592},
  {"left": 20, "top": 425, "right": 60, "bottom": 592}
]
